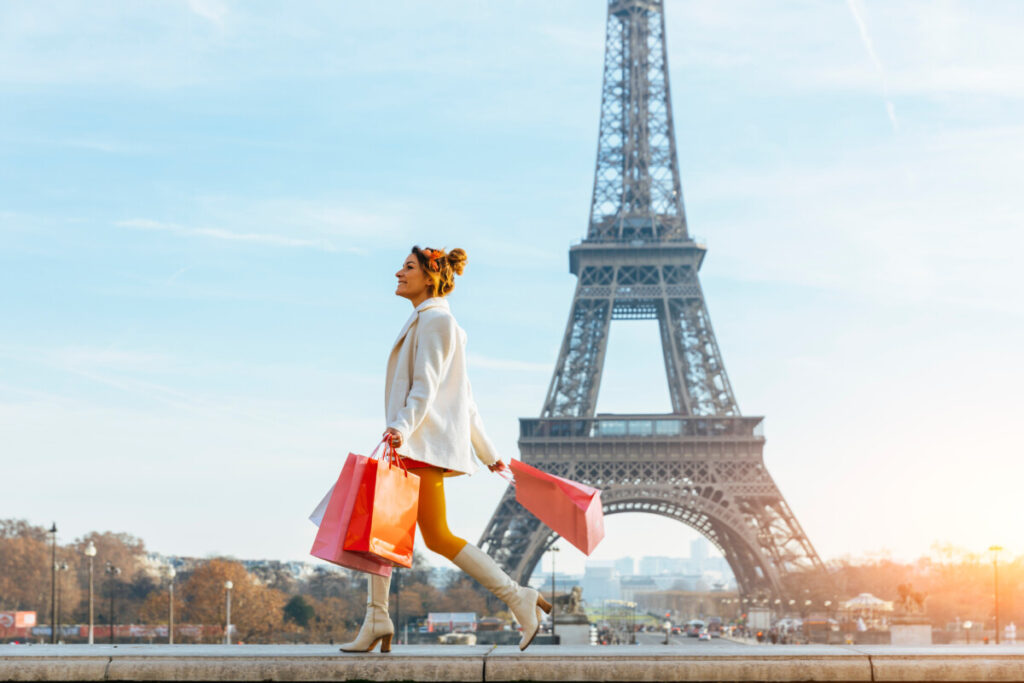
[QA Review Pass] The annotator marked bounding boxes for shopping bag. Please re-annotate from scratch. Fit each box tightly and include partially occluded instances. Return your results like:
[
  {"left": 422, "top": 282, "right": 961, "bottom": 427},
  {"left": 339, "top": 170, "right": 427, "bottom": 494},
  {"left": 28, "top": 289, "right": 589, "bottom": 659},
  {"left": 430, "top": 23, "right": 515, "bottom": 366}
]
[
  {"left": 309, "top": 443, "right": 393, "bottom": 577},
  {"left": 343, "top": 443, "right": 420, "bottom": 568},
  {"left": 508, "top": 459, "right": 604, "bottom": 555},
  {"left": 309, "top": 484, "right": 334, "bottom": 527}
]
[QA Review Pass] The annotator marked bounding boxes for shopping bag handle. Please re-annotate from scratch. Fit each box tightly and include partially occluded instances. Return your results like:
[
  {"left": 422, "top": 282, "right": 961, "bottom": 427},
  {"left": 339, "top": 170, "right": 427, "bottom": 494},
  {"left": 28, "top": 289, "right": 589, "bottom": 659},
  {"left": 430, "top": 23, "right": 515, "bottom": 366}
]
[
  {"left": 496, "top": 466, "right": 515, "bottom": 486},
  {"left": 381, "top": 433, "right": 411, "bottom": 477},
  {"left": 368, "top": 436, "right": 388, "bottom": 461}
]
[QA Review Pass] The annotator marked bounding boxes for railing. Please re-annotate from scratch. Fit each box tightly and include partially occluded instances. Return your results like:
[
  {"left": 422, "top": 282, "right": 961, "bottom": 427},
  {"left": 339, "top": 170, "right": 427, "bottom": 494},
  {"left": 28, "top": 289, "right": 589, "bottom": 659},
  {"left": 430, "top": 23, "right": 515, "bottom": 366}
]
[{"left": 519, "top": 415, "right": 764, "bottom": 439}]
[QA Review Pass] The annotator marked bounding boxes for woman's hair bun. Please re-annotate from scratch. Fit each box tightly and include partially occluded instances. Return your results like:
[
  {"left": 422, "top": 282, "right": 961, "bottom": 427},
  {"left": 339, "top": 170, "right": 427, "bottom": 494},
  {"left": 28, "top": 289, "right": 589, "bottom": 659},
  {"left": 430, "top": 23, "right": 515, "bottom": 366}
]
[
  {"left": 410, "top": 245, "right": 468, "bottom": 297},
  {"left": 446, "top": 248, "right": 467, "bottom": 276}
]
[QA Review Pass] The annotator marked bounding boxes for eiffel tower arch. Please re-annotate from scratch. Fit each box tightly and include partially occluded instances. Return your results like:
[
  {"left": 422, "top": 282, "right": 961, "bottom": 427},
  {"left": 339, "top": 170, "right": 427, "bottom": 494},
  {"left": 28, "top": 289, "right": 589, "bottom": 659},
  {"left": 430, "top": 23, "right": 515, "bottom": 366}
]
[{"left": 478, "top": 0, "right": 827, "bottom": 601}]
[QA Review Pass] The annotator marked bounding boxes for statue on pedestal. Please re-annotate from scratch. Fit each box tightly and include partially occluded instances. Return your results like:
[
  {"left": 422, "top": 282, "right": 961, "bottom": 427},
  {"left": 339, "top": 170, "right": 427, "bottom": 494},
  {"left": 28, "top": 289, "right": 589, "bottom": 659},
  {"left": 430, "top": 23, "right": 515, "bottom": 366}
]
[{"left": 890, "top": 583, "right": 931, "bottom": 645}]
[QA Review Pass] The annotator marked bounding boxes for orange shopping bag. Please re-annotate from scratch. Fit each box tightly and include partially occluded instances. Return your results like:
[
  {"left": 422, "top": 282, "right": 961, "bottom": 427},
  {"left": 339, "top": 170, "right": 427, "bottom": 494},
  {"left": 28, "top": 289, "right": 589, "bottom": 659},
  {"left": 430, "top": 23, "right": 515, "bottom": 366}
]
[
  {"left": 343, "top": 439, "right": 420, "bottom": 568},
  {"left": 309, "top": 441, "right": 394, "bottom": 577},
  {"left": 508, "top": 459, "right": 604, "bottom": 555}
]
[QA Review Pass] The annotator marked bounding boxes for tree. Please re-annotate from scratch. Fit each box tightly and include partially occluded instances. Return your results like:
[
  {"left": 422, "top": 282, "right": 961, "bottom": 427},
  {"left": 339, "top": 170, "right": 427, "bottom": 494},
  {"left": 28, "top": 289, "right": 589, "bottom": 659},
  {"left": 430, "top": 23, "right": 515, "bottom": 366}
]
[
  {"left": 181, "top": 559, "right": 286, "bottom": 643},
  {"left": 434, "top": 577, "right": 489, "bottom": 616},
  {"left": 138, "top": 589, "right": 187, "bottom": 626},
  {"left": 283, "top": 596, "right": 314, "bottom": 628},
  {"left": 0, "top": 526, "right": 50, "bottom": 611}
]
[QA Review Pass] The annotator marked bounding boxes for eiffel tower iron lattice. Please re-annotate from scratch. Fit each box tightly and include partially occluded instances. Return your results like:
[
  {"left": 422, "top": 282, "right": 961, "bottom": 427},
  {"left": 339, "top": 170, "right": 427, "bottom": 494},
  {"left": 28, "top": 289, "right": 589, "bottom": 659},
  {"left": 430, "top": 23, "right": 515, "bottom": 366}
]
[{"left": 477, "top": 0, "right": 827, "bottom": 601}]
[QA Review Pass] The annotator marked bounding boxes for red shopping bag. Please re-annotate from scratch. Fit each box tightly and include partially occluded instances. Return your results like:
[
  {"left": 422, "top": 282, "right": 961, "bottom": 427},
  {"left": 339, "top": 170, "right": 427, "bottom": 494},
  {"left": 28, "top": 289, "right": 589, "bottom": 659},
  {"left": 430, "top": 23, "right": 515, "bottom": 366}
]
[
  {"left": 508, "top": 459, "right": 604, "bottom": 555},
  {"left": 309, "top": 442, "right": 393, "bottom": 577},
  {"left": 343, "top": 441, "right": 420, "bottom": 568}
]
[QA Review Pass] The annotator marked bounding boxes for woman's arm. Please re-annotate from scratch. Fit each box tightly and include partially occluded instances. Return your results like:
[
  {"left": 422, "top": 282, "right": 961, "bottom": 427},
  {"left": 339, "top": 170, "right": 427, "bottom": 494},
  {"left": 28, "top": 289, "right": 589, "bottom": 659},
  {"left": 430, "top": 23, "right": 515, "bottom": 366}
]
[{"left": 386, "top": 314, "right": 457, "bottom": 446}]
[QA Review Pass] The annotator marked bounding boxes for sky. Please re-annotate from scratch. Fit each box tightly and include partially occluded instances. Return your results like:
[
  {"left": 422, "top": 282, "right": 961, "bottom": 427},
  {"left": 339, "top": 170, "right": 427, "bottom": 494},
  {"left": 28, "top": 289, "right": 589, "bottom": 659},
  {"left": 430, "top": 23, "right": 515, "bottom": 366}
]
[{"left": 2, "top": 1, "right": 1023, "bottom": 577}]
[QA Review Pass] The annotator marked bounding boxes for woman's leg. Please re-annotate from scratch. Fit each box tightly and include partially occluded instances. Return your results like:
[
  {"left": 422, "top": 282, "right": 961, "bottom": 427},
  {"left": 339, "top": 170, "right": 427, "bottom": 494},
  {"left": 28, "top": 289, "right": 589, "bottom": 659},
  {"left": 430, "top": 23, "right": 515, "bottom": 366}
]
[
  {"left": 338, "top": 573, "right": 393, "bottom": 653},
  {"left": 415, "top": 466, "right": 550, "bottom": 650},
  {"left": 416, "top": 467, "right": 468, "bottom": 560}
]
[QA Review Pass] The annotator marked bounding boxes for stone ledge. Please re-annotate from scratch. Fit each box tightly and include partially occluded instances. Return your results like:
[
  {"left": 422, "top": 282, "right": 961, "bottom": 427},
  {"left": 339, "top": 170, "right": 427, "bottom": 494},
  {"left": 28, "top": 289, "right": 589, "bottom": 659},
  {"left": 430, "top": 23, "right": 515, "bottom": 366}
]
[{"left": 3, "top": 644, "right": 1024, "bottom": 682}]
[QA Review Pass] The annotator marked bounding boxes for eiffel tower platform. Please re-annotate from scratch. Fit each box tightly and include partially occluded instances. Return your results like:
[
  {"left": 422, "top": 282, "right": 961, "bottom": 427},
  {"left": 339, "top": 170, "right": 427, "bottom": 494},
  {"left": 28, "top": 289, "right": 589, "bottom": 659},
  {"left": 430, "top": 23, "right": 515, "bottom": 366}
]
[{"left": 5, "top": 644, "right": 1024, "bottom": 682}]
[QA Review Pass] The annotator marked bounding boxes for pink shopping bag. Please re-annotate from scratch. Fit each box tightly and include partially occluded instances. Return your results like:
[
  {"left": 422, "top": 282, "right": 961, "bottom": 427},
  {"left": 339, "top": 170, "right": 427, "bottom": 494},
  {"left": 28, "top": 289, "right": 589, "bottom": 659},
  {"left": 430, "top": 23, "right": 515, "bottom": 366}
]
[
  {"left": 508, "top": 459, "right": 605, "bottom": 555},
  {"left": 309, "top": 442, "right": 394, "bottom": 577}
]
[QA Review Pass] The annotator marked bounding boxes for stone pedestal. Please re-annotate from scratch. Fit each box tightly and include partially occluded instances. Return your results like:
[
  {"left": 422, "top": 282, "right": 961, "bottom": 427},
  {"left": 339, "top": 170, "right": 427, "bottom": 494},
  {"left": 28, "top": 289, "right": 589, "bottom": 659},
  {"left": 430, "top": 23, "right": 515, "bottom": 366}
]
[
  {"left": 553, "top": 613, "right": 592, "bottom": 646},
  {"left": 890, "top": 618, "right": 932, "bottom": 645},
  {"left": 552, "top": 623, "right": 592, "bottom": 646}
]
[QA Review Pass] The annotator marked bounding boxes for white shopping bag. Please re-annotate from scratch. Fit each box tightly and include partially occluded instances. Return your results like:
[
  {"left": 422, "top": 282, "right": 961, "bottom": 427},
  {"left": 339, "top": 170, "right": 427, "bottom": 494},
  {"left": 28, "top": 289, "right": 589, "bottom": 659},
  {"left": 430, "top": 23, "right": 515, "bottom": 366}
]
[{"left": 308, "top": 483, "right": 336, "bottom": 527}]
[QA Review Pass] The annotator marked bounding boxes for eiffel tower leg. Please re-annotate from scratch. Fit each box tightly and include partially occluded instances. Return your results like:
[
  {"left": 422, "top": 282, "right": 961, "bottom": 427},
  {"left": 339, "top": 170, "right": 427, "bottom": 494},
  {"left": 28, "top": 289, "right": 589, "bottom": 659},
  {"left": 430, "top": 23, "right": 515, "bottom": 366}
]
[
  {"left": 664, "top": 297, "right": 739, "bottom": 416},
  {"left": 657, "top": 299, "right": 688, "bottom": 414},
  {"left": 541, "top": 295, "right": 612, "bottom": 418}
]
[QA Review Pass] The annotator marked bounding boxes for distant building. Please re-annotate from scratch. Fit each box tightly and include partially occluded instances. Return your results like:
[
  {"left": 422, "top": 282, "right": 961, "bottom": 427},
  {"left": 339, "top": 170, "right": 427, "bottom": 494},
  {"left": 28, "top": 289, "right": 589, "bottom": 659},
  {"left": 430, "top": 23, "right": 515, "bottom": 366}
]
[
  {"left": 583, "top": 561, "right": 619, "bottom": 602},
  {"left": 639, "top": 556, "right": 686, "bottom": 575},
  {"left": 614, "top": 556, "right": 635, "bottom": 577},
  {"left": 690, "top": 538, "right": 709, "bottom": 563},
  {"left": 528, "top": 572, "right": 579, "bottom": 596},
  {"left": 426, "top": 612, "right": 477, "bottom": 633},
  {"left": 620, "top": 576, "right": 658, "bottom": 603}
]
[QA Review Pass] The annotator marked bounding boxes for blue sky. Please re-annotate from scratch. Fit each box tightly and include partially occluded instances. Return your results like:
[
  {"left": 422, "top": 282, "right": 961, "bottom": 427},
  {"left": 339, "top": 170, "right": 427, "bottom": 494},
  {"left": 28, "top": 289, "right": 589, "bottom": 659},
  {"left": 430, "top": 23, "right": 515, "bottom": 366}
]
[{"left": 3, "top": 1, "right": 1023, "bottom": 575}]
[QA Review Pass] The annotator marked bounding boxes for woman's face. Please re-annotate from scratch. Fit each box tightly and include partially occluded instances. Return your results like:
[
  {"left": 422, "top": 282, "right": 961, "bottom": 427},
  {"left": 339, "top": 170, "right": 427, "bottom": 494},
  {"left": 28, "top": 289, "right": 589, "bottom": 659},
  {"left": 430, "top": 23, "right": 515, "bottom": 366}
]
[{"left": 395, "top": 253, "right": 431, "bottom": 300}]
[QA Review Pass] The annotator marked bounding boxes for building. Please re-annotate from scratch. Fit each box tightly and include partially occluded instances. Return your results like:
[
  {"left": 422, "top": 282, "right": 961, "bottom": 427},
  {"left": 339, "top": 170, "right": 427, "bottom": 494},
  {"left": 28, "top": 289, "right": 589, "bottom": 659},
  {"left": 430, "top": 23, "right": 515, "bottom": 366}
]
[{"left": 583, "top": 561, "right": 619, "bottom": 603}]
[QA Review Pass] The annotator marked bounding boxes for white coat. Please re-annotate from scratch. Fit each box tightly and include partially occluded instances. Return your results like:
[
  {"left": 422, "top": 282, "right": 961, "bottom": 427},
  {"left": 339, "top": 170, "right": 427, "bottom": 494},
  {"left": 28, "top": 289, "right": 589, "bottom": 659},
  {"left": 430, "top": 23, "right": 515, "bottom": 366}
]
[{"left": 385, "top": 297, "right": 500, "bottom": 475}]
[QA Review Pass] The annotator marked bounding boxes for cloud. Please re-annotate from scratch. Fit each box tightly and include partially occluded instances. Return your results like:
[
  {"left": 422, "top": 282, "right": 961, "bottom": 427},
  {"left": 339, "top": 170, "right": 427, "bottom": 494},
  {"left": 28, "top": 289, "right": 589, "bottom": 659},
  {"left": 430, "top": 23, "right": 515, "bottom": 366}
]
[
  {"left": 116, "top": 218, "right": 348, "bottom": 252},
  {"left": 186, "top": 0, "right": 228, "bottom": 26},
  {"left": 845, "top": 0, "right": 898, "bottom": 130},
  {"left": 689, "top": 123, "right": 1024, "bottom": 314}
]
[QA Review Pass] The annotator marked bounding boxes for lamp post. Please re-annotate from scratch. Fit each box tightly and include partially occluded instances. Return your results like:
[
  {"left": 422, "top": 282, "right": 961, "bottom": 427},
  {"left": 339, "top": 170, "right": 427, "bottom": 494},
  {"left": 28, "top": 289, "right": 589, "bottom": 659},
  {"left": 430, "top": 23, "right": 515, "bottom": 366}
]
[
  {"left": 84, "top": 542, "right": 96, "bottom": 645},
  {"left": 990, "top": 545, "right": 1003, "bottom": 645},
  {"left": 105, "top": 562, "right": 121, "bottom": 644},
  {"left": 964, "top": 620, "right": 973, "bottom": 645},
  {"left": 549, "top": 546, "right": 560, "bottom": 640},
  {"left": 49, "top": 523, "right": 57, "bottom": 644},
  {"left": 167, "top": 566, "right": 176, "bottom": 645},
  {"left": 224, "top": 580, "right": 233, "bottom": 645},
  {"left": 55, "top": 561, "right": 68, "bottom": 642}
]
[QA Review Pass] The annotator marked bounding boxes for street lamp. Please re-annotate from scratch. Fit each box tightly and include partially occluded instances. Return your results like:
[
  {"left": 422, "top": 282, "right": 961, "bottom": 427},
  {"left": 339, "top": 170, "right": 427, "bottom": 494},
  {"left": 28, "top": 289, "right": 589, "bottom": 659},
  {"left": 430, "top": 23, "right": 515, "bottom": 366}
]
[
  {"left": 964, "top": 620, "right": 973, "bottom": 645},
  {"left": 84, "top": 542, "right": 97, "bottom": 645},
  {"left": 105, "top": 562, "right": 121, "bottom": 645},
  {"left": 990, "top": 545, "right": 1004, "bottom": 645},
  {"left": 49, "top": 523, "right": 57, "bottom": 644},
  {"left": 55, "top": 561, "right": 69, "bottom": 642},
  {"left": 166, "top": 566, "right": 177, "bottom": 645},
  {"left": 548, "top": 546, "right": 560, "bottom": 641},
  {"left": 224, "top": 580, "right": 233, "bottom": 645}
]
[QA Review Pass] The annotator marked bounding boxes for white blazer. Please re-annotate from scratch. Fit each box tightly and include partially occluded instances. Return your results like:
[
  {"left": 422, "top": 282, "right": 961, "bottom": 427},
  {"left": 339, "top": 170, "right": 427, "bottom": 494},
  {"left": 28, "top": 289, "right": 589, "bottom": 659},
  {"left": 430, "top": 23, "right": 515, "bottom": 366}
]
[{"left": 385, "top": 297, "right": 500, "bottom": 475}]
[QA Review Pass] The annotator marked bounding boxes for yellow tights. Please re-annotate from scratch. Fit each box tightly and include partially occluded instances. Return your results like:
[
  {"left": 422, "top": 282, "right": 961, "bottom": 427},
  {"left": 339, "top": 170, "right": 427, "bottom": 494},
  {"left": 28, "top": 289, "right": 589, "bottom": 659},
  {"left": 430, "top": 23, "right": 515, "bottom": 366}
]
[{"left": 416, "top": 467, "right": 468, "bottom": 560}]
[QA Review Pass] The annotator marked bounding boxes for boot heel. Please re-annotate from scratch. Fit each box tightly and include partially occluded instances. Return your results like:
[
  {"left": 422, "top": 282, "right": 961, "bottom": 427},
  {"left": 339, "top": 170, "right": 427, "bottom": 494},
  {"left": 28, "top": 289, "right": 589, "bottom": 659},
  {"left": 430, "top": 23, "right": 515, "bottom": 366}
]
[
  {"left": 379, "top": 633, "right": 393, "bottom": 653},
  {"left": 537, "top": 594, "right": 552, "bottom": 614}
]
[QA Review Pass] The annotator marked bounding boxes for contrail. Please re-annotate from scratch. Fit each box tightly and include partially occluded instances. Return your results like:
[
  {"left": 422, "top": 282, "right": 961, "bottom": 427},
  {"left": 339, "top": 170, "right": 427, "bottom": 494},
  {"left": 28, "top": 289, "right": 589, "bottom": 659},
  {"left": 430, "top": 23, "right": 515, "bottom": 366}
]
[{"left": 846, "top": 0, "right": 899, "bottom": 131}]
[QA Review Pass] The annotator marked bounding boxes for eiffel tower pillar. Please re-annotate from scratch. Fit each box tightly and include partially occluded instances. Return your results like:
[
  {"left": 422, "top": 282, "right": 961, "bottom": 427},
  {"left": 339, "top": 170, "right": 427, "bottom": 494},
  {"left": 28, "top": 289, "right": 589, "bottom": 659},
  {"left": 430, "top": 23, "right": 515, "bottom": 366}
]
[{"left": 478, "top": 0, "right": 827, "bottom": 603}]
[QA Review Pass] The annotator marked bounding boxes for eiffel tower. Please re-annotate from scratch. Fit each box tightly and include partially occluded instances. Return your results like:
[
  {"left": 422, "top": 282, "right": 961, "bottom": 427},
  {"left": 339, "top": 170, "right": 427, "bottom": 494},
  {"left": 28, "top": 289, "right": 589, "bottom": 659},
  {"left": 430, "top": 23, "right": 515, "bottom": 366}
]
[{"left": 478, "top": 0, "right": 827, "bottom": 601}]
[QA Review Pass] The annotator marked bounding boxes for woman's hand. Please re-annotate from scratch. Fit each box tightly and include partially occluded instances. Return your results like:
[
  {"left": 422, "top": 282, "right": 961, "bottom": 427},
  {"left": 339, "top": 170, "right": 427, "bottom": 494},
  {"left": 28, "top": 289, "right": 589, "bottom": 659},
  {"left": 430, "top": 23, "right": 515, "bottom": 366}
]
[
  {"left": 488, "top": 460, "right": 508, "bottom": 473},
  {"left": 384, "top": 427, "right": 403, "bottom": 448}
]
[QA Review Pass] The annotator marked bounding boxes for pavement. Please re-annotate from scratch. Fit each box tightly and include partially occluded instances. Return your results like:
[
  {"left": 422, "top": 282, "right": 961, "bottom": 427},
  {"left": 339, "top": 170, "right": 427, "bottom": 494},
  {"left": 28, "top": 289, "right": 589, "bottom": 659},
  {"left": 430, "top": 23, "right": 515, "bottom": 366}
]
[{"left": 5, "top": 641, "right": 1024, "bottom": 681}]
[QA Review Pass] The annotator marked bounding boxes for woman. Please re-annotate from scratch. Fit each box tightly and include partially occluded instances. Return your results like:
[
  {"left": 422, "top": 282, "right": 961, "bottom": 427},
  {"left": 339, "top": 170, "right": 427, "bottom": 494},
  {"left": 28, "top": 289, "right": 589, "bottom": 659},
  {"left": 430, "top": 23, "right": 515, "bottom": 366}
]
[{"left": 339, "top": 245, "right": 552, "bottom": 653}]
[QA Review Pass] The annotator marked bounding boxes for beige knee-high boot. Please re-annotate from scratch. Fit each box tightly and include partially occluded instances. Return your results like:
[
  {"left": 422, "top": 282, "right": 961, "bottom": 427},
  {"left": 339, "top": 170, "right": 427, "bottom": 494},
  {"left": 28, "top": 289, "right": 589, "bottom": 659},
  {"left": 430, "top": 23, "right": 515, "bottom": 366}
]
[
  {"left": 339, "top": 574, "right": 394, "bottom": 653},
  {"left": 450, "top": 543, "right": 552, "bottom": 651}
]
